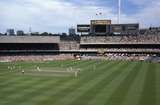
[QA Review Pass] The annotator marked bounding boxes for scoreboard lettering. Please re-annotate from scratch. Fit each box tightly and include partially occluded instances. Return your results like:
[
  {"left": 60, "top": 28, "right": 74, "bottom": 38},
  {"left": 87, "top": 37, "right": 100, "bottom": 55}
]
[{"left": 91, "top": 20, "right": 111, "bottom": 25}]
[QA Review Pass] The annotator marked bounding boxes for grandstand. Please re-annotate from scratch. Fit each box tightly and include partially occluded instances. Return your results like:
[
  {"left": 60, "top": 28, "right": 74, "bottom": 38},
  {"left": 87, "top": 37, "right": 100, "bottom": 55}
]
[
  {"left": 0, "top": 36, "right": 60, "bottom": 55},
  {"left": 80, "top": 34, "right": 160, "bottom": 61},
  {"left": 0, "top": 20, "right": 160, "bottom": 62},
  {"left": 0, "top": 33, "right": 160, "bottom": 62}
]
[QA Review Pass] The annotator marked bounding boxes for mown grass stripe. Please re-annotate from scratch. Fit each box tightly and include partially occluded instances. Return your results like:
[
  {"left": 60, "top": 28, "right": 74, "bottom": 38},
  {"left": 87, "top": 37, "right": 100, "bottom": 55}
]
[
  {"left": 138, "top": 63, "right": 156, "bottom": 105},
  {"left": 22, "top": 79, "right": 77, "bottom": 105},
  {"left": 104, "top": 62, "right": 142, "bottom": 105},
  {"left": 0, "top": 78, "right": 50, "bottom": 105},
  {"left": 0, "top": 60, "right": 159, "bottom": 105},
  {"left": 36, "top": 61, "right": 117, "bottom": 105},
  {"left": 55, "top": 60, "right": 90, "bottom": 68},
  {"left": 6, "top": 79, "right": 62, "bottom": 105},
  {"left": 156, "top": 64, "right": 160, "bottom": 105},
  {"left": 87, "top": 61, "right": 138, "bottom": 105},
  {"left": 54, "top": 60, "right": 78, "bottom": 68},
  {"left": 11, "top": 61, "right": 97, "bottom": 105},
  {"left": 62, "top": 60, "right": 84, "bottom": 67},
  {"left": 62, "top": 62, "right": 130, "bottom": 105},
  {"left": 69, "top": 60, "right": 95, "bottom": 69},
  {"left": 122, "top": 62, "right": 148, "bottom": 105},
  {"left": 0, "top": 76, "right": 35, "bottom": 90},
  {"left": 0, "top": 78, "right": 48, "bottom": 93},
  {"left": 72, "top": 60, "right": 112, "bottom": 78},
  {"left": 0, "top": 61, "right": 91, "bottom": 104},
  {"left": 47, "top": 61, "right": 125, "bottom": 105}
]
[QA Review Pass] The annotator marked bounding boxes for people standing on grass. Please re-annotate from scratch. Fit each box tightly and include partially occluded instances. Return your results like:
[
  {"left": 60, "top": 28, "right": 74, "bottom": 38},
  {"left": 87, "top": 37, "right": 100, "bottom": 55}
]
[
  {"left": 22, "top": 70, "right": 24, "bottom": 74},
  {"left": 75, "top": 69, "right": 81, "bottom": 78},
  {"left": 37, "top": 66, "right": 41, "bottom": 71},
  {"left": 75, "top": 71, "right": 78, "bottom": 77}
]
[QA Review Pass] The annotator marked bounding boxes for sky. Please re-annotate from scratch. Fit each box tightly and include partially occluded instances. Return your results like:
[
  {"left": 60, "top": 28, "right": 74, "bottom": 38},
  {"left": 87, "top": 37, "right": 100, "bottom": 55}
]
[{"left": 0, "top": 0, "right": 160, "bottom": 33}]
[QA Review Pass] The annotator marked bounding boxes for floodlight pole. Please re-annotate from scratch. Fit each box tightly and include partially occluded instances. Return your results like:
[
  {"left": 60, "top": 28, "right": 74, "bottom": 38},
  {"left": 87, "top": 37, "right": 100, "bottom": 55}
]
[{"left": 118, "top": 0, "right": 121, "bottom": 24}]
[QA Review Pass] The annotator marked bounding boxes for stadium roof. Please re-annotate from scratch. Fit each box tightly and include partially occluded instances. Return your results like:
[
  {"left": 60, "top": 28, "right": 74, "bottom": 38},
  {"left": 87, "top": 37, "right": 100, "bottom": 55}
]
[{"left": 0, "top": 36, "right": 60, "bottom": 43}]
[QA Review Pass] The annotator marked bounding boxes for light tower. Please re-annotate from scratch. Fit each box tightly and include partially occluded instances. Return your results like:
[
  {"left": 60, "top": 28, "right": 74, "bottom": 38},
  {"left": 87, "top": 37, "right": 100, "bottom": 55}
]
[{"left": 118, "top": 0, "right": 121, "bottom": 24}]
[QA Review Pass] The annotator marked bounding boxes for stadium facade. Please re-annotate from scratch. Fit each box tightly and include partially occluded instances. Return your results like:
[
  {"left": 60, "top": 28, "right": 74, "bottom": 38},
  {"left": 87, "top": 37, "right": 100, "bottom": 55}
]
[{"left": 0, "top": 20, "right": 160, "bottom": 62}]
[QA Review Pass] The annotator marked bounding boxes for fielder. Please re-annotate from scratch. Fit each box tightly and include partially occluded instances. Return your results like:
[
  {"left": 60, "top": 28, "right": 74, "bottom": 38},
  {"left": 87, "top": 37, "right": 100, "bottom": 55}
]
[
  {"left": 37, "top": 66, "right": 41, "bottom": 71},
  {"left": 22, "top": 70, "right": 24, "bottom": 74}
]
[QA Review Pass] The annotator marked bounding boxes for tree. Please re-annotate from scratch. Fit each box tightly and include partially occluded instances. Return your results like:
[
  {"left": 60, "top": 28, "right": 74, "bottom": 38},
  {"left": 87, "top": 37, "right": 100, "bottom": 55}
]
[{"left": 41, "top": 32, "right": 49, "bottom": 36}]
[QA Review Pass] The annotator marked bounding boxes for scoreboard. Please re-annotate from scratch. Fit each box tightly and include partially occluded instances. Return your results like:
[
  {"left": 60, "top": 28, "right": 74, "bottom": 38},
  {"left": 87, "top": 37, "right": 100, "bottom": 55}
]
[
  {"left": 90, "top": 20, "right": 111, "bottom": 34},
  {"left": 91, "top": 20, "right": 111, "bottom": 25},
  {"left": 77, "top": 24, "right": 90, "bottom": 33},
  {"left": 77, "top": 20, "right": 139, "bottom": 35}
]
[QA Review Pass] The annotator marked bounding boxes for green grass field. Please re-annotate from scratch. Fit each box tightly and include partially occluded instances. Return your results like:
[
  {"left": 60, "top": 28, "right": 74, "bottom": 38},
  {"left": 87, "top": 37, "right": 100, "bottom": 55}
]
[{"left": 0, "top": 60, "right": 160, "bottom": 105}]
